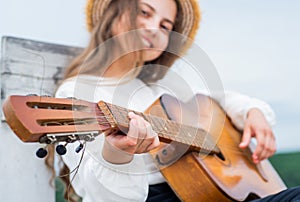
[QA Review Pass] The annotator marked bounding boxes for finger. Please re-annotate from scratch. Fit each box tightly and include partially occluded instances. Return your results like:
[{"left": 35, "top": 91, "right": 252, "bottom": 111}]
[
  {"left": 105, "top": 134, "right": 135, "bottom": 154},
  {"left": 146, "top": 135, "right": 160, "bottom": 151},
  {"left": 126, "top": 118, "right": 139, "bottom": 146},
  {"left": 144, "top": 124, "right": 159, "bottom": 151},
  {"left": 105, "top": 130, "right": 131, "bottom": 149},
  {"left": 129, "top": 116, "right": 150, "bottom": 154},
  {"left": 103, "top": 128, "right": 118, "bottom": 137},
  {"left": 260, "top": 132, "right": 276, "bottom": 161},
  {"left": 128, "top": 112, "right": 157, "bottom": 153},
  {"left": 252, "top": 131, "right": 266, "bottom": 164},
  {"left": 239, "top": 125, "right": 252, "bottom": 148},
  {"left": 134, "top": 122, "right": 157, "bottom": 153},
  {"left": 128, "top": 111, "right": 143, "bottom": 124},
  {"left": 258, "top": 133, "right": 271, "bottom": 162},
  {"left": 135, "top": 135, "right": 159, "bottom": 153},
  {"left": 145, "top": 121, "right": 155, "bottom": 137},
  {"left": 128, "top": 111, "right": 136, "bottom": 119},
  {"left": 270, "top": 133, "right": 277, "bottom": 154},
  {"left": 137, "top": 116, "right": 147, "bottom": 139},
  {"left": 129, "top": 112, "right": 147, "bottom": 138}
]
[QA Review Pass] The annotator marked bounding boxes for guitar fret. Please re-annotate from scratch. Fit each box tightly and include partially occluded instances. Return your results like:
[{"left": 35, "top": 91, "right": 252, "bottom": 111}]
[
  {"left": 101, "top": 101, "right": 218, "bottom": 153},
  {"left": 150, "top": 116, "right": 164, "bottom": 133},
  {"left": 166, "top": 120, "right": 177, "bottom": 134},
  {"left": 167, "top": 121, "right": 177, "bottom": 134},
  {"left": 110, "top": 105, "right": 129, "bottom": 126},
  {"left": 189, "top": 128, "right": 200, "bottom": 145}
]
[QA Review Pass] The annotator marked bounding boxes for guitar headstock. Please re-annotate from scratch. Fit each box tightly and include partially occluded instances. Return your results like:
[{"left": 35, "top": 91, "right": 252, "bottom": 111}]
[{"left": 2, "top": 95, "right": 113, "bottom": 145}]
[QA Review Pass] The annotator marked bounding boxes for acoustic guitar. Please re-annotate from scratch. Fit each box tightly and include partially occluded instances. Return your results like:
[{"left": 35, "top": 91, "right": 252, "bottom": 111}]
[{"left": 2, "top": 94, "right": 286, "bottom": 201}]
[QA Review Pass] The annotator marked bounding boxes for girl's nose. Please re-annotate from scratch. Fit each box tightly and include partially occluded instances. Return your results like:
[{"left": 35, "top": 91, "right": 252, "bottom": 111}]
[
  {"left": 141, "top": 17, "right": 160, "bottom": 35},
  {"left": 145, "top": 27, "right": 158, "bottom": 36}
]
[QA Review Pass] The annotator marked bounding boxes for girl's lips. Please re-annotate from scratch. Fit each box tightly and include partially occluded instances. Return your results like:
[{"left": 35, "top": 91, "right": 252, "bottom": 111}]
[{"left": 141, "top": 36, "right": 152, "bottom": 48}]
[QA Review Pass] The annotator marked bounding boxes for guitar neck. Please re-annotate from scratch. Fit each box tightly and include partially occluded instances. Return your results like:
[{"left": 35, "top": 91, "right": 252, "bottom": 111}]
[
  {"left": 98, "top": 101, "right": 219, "bottom": 154},
  {"left": 2, "top": 95, "right": 219, "bottom": 154}
]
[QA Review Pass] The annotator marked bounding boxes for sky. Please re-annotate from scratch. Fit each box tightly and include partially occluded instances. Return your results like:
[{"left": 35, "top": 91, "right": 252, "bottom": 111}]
[
  {"left": 0, "top": 0, "right": 300, "bottom": 152},
  {"left": 195, "top": 0, "right": 300, "bottom": 152}
]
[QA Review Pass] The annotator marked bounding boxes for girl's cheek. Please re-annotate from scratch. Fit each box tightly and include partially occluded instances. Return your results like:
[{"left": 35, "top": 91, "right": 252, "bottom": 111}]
[{"left": 159, "top": 35, "right": 169, "bottom": 50}]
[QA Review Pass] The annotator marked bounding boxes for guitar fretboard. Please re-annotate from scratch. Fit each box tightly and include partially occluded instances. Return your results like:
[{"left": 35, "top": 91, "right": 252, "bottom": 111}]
[{"left": 98, "top": 101, "right": 219, "bottom": 154}]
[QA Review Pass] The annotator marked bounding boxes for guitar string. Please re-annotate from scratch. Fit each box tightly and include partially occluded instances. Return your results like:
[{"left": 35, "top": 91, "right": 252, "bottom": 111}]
[
  {"left": 58, "top": 141, "right": 86, "bottom": 202},
  {"left": 21, "top": 47, "right": 256, "bottom": 197},
  {"left": 22, "top": 49, "right": 46, "bottom": 101},
  {"left": 86, "top": 116, "right": 253, "bottom": 156},
  {"left": 21, "top": 50, "right": 82, "bottom": 201},
  {"left": 42, "top": 118, "right": 252, "bottom": 156},
  {"left": 41, "top": 103, "right": 255, "bottom": 157},
  {"left": 20, "top": 50, "right": 86, "bottom": 200}
]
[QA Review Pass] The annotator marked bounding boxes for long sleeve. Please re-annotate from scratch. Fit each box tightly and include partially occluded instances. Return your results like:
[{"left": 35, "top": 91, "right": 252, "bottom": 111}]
[
  {"left": 156, "top": 68, "right": 276, "bottom": 131},
  {"left": 210, "top": 90, "right": 276, "bottom": 131},
  {"left": 61, "top": 137, "right": 149, "bottom": 202},
  {"left": 55, "top": 78, "right": 152, "bottom": 202}
]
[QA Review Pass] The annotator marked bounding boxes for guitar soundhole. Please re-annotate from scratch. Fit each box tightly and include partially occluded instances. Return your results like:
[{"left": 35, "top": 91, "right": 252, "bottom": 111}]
[{"left": 216, "top": 151, "right": 226, "bottom": 161}]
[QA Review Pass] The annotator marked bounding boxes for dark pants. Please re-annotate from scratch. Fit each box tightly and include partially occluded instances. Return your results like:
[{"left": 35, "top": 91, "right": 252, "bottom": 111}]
[
  {"left": 146, "top": 183, "right": 300, "bottom": 202},
  {"left": 252, "top": 186, "right": 300, "bottom": 202},
  {"left": 146, "top": 183, "right": 180, "bottom": 202}
]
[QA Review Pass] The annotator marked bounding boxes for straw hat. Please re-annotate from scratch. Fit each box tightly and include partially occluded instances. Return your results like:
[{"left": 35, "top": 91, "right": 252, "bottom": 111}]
[{"left": 86, "top": 0, "right": 200, "bottom": 41}]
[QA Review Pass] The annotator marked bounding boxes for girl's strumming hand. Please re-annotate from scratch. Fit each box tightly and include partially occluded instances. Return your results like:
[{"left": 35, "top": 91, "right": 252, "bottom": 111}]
[{"left": 239, "top": 108, "right": 276, "bottom": 164}]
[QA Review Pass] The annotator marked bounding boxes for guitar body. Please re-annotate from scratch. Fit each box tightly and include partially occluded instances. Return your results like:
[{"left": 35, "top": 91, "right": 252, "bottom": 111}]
[{"left": 147, "top": 94, "right": 286, "bottom": 201}]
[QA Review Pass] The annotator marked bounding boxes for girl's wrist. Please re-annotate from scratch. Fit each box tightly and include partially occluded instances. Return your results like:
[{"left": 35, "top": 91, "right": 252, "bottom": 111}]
[{"left": 102, "top": 139, "right": 134, "bottom": 164}]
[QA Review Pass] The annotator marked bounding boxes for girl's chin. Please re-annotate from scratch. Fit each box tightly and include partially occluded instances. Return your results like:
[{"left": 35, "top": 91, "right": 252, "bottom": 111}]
[{"left": 142, "top": 49, "right": 163, "bottom": 62}]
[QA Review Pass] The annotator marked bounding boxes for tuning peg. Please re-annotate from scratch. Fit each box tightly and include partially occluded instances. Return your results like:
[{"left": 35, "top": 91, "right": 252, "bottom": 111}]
[
  {"left": 84, "top": 134, "right": 95, "bottom": 142},
  {"left": 36, "top": 147, "right": 48, "bottom": 158},
  {"left": 75, "top": 143, "right": 84, "bottom": 153},
  {"left": 56, "top": 144, "right": 67, "bottom": 155}
]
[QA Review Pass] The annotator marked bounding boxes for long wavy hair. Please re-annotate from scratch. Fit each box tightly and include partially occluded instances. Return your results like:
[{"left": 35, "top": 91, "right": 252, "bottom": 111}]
[
  {"left": 46, "top": 0, "right": 185, "bottom": 201},
  {"left": 64, "top": 0, "right": 184, "bottom": 83}
]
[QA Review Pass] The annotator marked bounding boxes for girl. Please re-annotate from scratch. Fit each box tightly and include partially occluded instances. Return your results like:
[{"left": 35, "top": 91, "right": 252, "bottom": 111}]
[{"left": 53, "top": 0, "right": 283, "bottom": 201}]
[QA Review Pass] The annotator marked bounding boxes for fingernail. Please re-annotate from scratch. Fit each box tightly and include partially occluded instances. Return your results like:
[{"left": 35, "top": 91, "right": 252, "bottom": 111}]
[{"left": 239, "top": 142, "right": 245, "bottom": 148}]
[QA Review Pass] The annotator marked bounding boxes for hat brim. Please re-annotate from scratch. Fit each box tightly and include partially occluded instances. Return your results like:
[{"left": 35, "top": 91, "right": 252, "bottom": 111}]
[{"left": 86, "top": 0, "right": 200, "bottom": 41}]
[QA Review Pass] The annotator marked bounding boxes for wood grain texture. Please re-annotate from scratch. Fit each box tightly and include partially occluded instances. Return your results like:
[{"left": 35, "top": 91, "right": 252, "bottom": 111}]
[{"left": 149, "top": 94, "right": 286, "bottom": 201}]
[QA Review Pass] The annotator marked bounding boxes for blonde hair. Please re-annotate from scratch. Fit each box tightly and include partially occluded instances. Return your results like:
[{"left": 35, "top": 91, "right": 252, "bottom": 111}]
[{"left": 64, "top": 0, "right": 139, "bottom": 79}]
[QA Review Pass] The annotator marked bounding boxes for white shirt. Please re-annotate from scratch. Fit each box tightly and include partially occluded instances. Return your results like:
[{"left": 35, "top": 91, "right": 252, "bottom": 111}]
[{"left": 55, "top": 74, "right": 275, "bottom": 202}]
